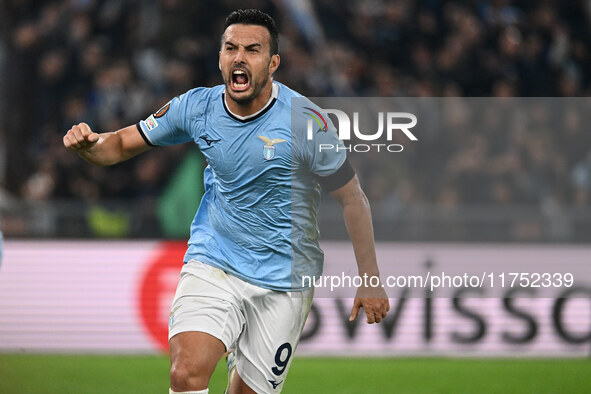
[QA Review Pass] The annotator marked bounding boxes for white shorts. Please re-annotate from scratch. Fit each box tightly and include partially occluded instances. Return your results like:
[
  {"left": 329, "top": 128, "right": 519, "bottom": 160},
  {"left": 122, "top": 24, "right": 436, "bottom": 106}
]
[{"left": 168, "top": 260, "right": 314, "bottom": 393}]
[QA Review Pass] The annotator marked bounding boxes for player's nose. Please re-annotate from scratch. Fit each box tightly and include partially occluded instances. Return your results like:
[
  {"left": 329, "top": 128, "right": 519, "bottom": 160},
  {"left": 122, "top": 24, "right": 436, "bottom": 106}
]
[{"left": 233, "top": 47, "right": 246, "bottom": 64}]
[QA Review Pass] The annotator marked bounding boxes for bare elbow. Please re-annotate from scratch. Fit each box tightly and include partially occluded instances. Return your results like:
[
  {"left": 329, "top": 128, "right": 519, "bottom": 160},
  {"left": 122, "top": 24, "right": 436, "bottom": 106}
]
[
  {"left": 347, "top": 187, "right": 370, "bottom": 210},
  {"left": 330, "top": 175, "right": 369, "bottom": 208}
]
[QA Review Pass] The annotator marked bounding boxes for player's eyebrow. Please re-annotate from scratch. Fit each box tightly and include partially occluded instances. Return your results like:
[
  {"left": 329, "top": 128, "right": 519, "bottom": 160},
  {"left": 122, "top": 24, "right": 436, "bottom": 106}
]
[
  {"left": 224, "top": 41, "right": 263, "bottom": 50},
  {"left": 245, "top": 43, "right": 262, "bottom": 50}
]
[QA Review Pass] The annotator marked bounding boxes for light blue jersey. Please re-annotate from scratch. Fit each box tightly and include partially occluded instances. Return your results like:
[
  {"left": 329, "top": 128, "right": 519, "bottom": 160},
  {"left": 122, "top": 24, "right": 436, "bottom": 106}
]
[{"left": 138, "top": 82, "right": 346, "bottom": 291}]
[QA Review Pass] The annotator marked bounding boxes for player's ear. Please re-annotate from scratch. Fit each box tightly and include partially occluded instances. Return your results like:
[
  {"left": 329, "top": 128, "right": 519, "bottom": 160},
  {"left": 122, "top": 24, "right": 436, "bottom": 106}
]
[
  {"left": 269, "top": 54, "right": 280, "bottom": 74},
  {"left": 218, "top": 52, "right": 222, "bottom": 71}
]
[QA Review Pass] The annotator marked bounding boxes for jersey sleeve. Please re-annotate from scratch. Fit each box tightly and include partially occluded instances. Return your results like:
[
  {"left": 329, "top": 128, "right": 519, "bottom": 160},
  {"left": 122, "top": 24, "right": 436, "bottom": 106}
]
[{"left": 137, "top": 88, "right": 207, "bottom": 146}]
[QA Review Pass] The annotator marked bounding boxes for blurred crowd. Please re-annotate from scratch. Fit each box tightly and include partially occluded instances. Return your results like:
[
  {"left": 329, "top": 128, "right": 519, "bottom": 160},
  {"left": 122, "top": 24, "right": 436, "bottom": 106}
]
[{"left": 1, "top": 0, "right": 591, "bottom": 216}]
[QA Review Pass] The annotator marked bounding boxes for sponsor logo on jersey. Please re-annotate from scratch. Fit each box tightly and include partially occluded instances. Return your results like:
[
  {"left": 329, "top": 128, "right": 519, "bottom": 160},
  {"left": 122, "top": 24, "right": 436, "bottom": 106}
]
[
  {"left": 199, "top": 135, "right": 221, "bottom": 146},
  {"left": 257, "top": 136, "right": 286, "bottom": 160},
  {"left": 268, "top": 380, "right": 283, "bottom": 389},
  {"left": 145, "top": 115, "right": 158, "bottom": 131}
]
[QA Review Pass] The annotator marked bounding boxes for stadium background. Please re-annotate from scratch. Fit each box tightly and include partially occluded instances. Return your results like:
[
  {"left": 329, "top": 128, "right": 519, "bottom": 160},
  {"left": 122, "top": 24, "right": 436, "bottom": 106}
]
[{"left": 1, "top": 0, "right": 591, "bottom": 393}]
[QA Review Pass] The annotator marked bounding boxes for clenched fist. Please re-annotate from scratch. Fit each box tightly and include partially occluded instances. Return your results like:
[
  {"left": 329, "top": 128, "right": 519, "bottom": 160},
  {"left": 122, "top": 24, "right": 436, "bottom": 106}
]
[{"left": 63, "top": 122, "right": 100, "bottom": 152}]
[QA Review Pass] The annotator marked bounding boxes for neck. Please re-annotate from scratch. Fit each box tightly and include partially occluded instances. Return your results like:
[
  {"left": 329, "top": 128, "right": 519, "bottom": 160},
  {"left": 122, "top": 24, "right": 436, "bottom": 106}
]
[{"left": 225, "top": 79, "right": 273, "bottom": 117}]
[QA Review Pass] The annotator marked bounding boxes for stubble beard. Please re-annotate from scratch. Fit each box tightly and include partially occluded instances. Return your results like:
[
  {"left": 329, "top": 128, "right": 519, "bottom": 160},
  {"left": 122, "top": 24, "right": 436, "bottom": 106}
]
[{"left": 224, "top": 65, "right": 271, "bottom": 105}]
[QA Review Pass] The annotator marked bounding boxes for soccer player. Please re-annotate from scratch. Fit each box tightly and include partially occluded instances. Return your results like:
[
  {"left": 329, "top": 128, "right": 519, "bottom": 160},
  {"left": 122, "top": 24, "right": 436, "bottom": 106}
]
[{"left": 63, "top": 9, "right": 389, "bottom": 394}]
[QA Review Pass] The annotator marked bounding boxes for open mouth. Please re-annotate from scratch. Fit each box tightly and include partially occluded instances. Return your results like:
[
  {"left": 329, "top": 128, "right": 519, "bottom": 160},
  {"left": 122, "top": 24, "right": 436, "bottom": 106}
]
[{"left": 231, "top": 69, "right": 250, "bottom": 92}]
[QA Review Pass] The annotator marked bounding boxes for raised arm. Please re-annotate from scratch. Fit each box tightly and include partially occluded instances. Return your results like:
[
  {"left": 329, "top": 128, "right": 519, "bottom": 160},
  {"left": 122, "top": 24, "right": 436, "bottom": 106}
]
[
  {"left": 63, "top": 122, "right": 150, "bottom": 166},
  {"left": 330, "top": 175, "right": 390, "bottom": 323}
]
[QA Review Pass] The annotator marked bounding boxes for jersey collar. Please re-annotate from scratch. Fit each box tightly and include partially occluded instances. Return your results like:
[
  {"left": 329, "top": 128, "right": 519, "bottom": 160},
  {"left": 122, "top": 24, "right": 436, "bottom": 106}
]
[{"left": 222, "top": 82, "right": 279, "bottom": 123}]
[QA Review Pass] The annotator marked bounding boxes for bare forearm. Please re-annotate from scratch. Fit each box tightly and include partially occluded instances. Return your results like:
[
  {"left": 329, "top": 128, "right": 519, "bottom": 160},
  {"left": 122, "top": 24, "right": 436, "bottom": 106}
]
[
  {"left": 331, "top": 176, "right": 389, "bottom": 323},
  {"left": 64, "top": 123, "right": 149, "bottom": 166},
  {"left": 77, "top": 132, "right": 126, "bottom": 166},
  {"left": 341, "top": 191, "right": 380, "bottom": 277}
]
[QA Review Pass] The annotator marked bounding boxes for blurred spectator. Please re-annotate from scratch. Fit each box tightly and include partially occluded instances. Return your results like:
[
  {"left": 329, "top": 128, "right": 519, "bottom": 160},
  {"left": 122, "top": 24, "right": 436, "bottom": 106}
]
[{"left": 1, "top": 0, "right": 591, "bottom": 214}]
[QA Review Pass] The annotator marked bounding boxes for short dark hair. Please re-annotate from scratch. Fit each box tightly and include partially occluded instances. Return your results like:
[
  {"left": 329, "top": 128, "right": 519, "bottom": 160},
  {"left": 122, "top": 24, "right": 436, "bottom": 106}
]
[{"left": 223, "top": 9, "right": 279, "bottom": 55}]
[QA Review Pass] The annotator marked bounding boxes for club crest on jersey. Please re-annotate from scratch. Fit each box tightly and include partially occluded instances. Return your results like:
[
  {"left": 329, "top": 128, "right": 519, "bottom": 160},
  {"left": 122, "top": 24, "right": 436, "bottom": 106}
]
[{"left": 257, "top": 136, "right": 286, "bottom": 160}]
